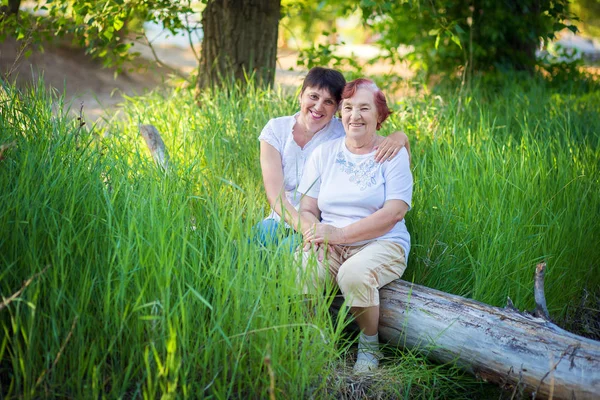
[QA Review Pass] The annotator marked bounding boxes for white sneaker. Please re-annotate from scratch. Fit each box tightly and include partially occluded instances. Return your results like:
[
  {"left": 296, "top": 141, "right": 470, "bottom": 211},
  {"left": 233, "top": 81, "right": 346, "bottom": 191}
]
[
  {"left": 353, "top": 358, "right": 378, "bottom": 373},
  {"left": 353, "top": 350, "right": 382, "bottom": 374}
]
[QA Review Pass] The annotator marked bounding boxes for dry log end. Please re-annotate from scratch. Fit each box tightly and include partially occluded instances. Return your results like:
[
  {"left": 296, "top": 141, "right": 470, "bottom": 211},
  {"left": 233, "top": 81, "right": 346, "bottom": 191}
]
[
  {"left": 139, "top": 124, "right": 169, "bottom": 170},
  {"left": 534, "top": 262, "right": 551, "bottom": 321}
]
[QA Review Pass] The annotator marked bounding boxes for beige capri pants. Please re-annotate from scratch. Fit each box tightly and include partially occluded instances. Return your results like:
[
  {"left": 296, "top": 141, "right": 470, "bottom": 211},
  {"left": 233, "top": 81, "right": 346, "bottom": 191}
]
[{"left": 296, "top": 240, "right": 407, "bottom": 308}]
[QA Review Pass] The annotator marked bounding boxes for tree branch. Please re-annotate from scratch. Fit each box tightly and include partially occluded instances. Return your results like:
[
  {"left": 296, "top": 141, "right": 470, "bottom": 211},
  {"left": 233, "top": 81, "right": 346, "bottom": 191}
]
[
  {"left": 183, "top": 13, "right": 200, "bottom": 63},
  {"left": 0, "top": 265, "right": 51, "bottom": 311},
  {"left": 34, "top": 315, "right": 79, "bottom": 391},
  {"left": 138, "top": 32, "right": 191, "bottom": 83}
]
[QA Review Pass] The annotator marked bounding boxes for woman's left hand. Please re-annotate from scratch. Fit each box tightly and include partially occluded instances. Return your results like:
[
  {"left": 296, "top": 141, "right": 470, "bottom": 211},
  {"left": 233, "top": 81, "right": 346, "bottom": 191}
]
[
  {"left": 303, "top": 223, "right": 344, "bottom": 246},
  {"left": 301, "top": 242, "right": 330, "bottom": 262},
  {"left": 374, "top": 130, "right": 410, "bottom": 163}
]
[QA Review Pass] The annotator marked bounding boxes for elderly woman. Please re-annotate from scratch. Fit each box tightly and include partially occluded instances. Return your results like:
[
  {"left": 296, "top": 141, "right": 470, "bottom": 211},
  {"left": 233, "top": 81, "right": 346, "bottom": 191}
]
[
  {"left": 256, "top": 67, "right": 410, "bottom": 247},
  {"left": 296, "top": 78, "right": 413, "bottom": 373}
]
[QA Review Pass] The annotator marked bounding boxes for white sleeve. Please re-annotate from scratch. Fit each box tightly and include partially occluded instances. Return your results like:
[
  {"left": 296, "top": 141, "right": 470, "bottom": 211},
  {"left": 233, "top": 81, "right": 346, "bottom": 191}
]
[
  {"left": 258, "top": 119, "right": 282, "bottom": 152},
  {"left": 297, "top": 146, "right": 322, "bottom": 198},
  {"left": 384, "top": 148, "right": 413, "bottom": 209}
]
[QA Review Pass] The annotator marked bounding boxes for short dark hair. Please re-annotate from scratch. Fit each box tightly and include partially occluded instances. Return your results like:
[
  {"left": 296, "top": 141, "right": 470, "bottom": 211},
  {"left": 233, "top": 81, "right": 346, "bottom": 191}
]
[
  {"left": 342, "top": 78, "right": 392, "bottom": 130},
  {"left": 301, "top": 67, "right": 346, "bottom": 104}
]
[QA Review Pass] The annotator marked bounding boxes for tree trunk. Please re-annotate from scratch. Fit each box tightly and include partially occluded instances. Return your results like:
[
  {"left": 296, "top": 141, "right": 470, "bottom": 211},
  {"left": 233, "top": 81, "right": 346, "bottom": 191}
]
[
  {"left": 8, "top": 0, "right": 20, "bottom": 15},
  {"left": 197, "top": 0, "right": 281, "bottom": 90},
  {"left": 334, "top": 280, "right": 600, "bottom": 399},
  {"left": 505, "top": 0, "right": 540, "bottom": 72},
  {"left": 1, "top": 0, "right": 20, "bottom": 17}
]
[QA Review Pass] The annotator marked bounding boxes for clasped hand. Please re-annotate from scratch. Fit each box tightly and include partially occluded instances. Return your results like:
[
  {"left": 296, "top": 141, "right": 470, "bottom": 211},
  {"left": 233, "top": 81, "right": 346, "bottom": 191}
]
[{"left": 302, "top": 223, "right": 343, "bottom": 261}]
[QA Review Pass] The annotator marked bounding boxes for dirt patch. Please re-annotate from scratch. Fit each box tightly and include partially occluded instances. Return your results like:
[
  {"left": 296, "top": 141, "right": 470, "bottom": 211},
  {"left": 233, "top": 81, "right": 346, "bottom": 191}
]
[
  {"left": 0, "top": 37, "right": 173, "bottom": 124},
  {"left": 0, "top": 38, "right": 308, "bottom": 125},
  {"left": 0, "top": 37, "right": 413, "bottom": 125}
]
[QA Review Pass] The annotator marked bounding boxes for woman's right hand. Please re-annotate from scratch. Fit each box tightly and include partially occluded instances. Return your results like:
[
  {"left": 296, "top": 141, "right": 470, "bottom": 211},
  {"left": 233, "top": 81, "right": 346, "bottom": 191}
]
[{"left": 303, "top": 222, "right": 345, "bottom": 245}]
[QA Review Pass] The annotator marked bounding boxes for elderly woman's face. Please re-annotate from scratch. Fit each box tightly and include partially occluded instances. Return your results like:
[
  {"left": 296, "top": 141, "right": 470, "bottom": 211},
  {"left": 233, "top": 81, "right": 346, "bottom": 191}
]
[
  {"left": 298, "top": 86, "right": 338, "bottom": 133},
  {"left": 341, "top": 87, "right": 379, "bottom": 139}
]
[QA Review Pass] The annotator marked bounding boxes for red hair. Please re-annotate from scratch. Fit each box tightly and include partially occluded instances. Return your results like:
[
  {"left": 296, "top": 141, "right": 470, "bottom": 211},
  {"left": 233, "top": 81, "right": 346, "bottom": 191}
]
[{"left": 341, "top": 78, "right": 392, "bottom": 130}]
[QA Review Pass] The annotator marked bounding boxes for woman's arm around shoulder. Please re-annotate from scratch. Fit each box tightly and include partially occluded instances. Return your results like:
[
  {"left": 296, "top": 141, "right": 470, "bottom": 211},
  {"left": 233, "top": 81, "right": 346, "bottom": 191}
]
[{"left": 374, "top": 130, "right": 411, "bottom": 163}]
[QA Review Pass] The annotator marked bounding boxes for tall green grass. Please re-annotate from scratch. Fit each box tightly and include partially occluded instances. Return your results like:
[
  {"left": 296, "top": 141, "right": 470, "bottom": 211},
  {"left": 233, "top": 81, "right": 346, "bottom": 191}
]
[
  {"left": 0, "top": 73, "right": 598, "bottom": 398},
  {"left": 0, "top": 81, "right": 341, "bottom": 399},
  {"left": 397, "top": 76, "right": 600, "bottom": 314}
]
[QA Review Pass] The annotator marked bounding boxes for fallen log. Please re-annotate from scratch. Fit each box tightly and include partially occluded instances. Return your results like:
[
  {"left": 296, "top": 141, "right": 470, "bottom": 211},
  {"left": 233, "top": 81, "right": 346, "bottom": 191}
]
[
  {"left": 366, "top": 276, "right": 600, "bottom": 399},
  {"left": 331, "top": 263, "right": 599, "bottom": 398},
  {"left": 139, "top": 124, "right": 169, "bottom": 171}
]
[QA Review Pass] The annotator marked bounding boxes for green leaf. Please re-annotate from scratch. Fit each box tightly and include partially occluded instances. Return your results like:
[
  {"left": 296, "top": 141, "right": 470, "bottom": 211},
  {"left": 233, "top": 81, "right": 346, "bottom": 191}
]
[
  {"left": 429, "top": 29, "right": 440, "bottom": 36},
  {"left": 450, "top": 34, "right": 462, "bottom": 49},
  {"left": 17, "top": 32, "right": 25, "bottom": 40},
  {"left": 103, "top": 28, "right": 114, "bottom": 40},
  {"left": 434, "top": 34, "right": 440, "bottom": 50},
  {"left": 553, "top": 22, "right": 566, "bottom": 31},
  {"left": 186, "top": 284, "right": 213, "bottom": 310},
  {"left": 113, "top": 18, "right": 124, "bottom": 31}
]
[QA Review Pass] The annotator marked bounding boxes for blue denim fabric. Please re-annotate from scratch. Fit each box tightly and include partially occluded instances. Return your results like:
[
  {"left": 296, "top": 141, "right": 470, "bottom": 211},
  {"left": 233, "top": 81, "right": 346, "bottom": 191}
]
[{"left": 252, "top": 219, "right": 300, "bottom": 253}]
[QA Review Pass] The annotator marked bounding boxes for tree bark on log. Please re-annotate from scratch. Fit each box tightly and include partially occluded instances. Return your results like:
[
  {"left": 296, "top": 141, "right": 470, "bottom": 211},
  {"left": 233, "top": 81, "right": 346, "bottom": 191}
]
[{"left": 349, "top": 280, "right": 600, "bottom": 399}]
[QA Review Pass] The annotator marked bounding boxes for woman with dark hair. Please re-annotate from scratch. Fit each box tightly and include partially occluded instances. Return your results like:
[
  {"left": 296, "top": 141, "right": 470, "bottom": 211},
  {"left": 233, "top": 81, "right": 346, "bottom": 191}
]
[
  {"left": 297, "top": 78, "right": 413, "bottom": 373},
  {"left": 256, "top": 67, "right": 410, "bottom": 248}
]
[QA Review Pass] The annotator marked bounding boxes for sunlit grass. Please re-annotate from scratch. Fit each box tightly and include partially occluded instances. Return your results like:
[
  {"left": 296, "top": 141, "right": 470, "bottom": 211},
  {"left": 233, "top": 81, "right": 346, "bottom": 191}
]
[
  {"left": 0, "top": 73, "right": 598, "bottom": 398},
  {"left": 397, "top": 77, "right": 600, "bottom": 315}
]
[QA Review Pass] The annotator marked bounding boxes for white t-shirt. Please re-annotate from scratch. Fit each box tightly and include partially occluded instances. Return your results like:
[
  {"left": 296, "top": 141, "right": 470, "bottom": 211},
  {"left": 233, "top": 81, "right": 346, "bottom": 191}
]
[
  {"left": 258, "top": 114, "right": 345, "bottom": 222},
  {"left": 297, "top": 137, "right": 413, "bottom": 258}
]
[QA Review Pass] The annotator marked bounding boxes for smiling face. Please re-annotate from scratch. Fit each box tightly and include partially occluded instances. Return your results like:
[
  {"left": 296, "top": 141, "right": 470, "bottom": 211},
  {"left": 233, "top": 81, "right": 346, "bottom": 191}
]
[
  {"left": 297, "top": 86, "right": 338, "bottom": 134},
  {"left": 341, "top": 87, "right": 380, "bottom": 141}
]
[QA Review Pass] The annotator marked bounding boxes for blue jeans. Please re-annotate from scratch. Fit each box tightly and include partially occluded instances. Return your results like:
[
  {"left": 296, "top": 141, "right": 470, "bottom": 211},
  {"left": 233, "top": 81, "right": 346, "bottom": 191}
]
[{"left": 252, "top": 219, "right": 300, "bottom": 253}]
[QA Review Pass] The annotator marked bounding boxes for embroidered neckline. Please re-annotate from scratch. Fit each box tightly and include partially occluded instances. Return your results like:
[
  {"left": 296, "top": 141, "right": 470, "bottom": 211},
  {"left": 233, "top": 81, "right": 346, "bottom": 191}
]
[{"left": 335, "top": 150, "right": 378, "bottom": 191}]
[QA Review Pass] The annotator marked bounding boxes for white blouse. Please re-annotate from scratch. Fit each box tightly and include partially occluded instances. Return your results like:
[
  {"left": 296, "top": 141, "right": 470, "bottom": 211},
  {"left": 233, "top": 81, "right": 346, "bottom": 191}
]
[
  {"left": 297, "top": 137, "right": 413, "bottom": 258},
  {"left": 259, "top": 114, "right": 345, "bottom": 223}
]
